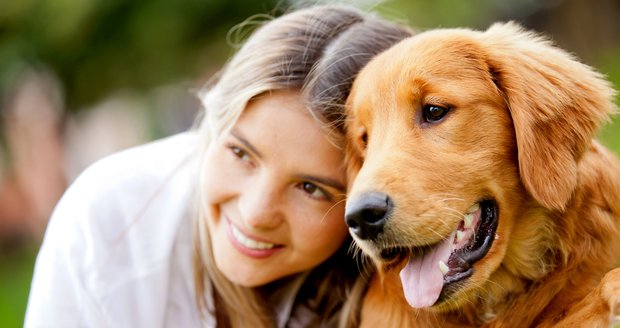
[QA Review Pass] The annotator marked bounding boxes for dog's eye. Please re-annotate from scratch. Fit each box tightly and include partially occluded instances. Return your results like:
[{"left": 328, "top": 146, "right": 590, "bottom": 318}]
[
  {"left": 423, "top": 105, "right": 449, "bottom": 123},
  {"left": 359, "top": 127, "right": 368, "bottom": 148}
]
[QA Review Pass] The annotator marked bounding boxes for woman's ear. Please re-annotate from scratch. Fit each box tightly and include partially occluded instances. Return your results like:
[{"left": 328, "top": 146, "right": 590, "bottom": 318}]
[{"left": 481, "top": 22, "right": 617, "bottom": 211}]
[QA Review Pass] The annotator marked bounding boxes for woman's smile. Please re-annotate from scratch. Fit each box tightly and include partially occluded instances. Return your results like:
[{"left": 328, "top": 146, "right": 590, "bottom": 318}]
[{"left": 226, "top": 217, "right": 284, "bottom": 259}]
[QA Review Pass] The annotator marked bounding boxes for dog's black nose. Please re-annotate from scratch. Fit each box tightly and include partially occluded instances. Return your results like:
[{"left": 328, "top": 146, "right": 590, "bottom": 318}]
[{"left": 345, "top": 192, "right": 392, "bottom": 240}]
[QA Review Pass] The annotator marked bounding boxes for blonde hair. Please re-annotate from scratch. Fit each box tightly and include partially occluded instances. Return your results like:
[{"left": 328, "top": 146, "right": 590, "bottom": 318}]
[{"left": 193, "top": 5, "right": 412, "bottom": 327}]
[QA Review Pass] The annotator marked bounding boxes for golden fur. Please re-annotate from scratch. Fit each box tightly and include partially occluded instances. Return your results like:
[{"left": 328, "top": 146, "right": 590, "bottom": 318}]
[{"left": 344, "top": 22, "right": 620, "bottom": 327}]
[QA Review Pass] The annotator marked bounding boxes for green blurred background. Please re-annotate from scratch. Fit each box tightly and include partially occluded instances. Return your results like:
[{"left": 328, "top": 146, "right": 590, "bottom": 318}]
[{"left": 0, "top": 0, "right": 618, "bottom": 326}]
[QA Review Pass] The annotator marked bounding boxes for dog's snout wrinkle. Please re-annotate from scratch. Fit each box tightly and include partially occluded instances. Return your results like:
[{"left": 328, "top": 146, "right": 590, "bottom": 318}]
[{"left": 345, "top": 192, "right": 392, "bottom": 240}]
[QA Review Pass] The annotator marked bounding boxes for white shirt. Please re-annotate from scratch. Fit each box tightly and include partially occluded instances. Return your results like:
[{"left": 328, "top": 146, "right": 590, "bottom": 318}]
[{"left": 24, "top": 132, "right": 306, "bottom": 328}]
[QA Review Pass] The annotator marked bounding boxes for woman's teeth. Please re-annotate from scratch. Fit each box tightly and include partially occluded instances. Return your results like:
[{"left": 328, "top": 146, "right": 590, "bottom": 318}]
[{"left": 231, "top": 224, "right": 276, "bottom": 250}]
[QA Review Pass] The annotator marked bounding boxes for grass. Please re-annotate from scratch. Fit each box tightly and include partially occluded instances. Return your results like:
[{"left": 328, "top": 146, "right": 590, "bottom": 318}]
[{"left": 0, "top": 245, "right": 38, "bottom": 328}]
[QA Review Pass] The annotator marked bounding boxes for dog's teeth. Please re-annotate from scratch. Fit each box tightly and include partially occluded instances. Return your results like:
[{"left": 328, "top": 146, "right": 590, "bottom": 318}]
[
  {"left": 495, "top": 233, "right": 499, "bottom": 240},
  {"left": 456, "top": 230, "right": 466, "bottom": 243},
  {"left": 439, "top": 261, "right": 449, "bottom": 275},
  {"left": 467, "top": 203, "right": 480, "bottom": 214},
  {"left": 464, "top": 213, "right": 474, "bottom": 229}
]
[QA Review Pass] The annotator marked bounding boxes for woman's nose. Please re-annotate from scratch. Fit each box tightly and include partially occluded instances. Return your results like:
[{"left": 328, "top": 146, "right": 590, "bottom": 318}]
[{"left": 238, "top": 176, "right": 284, "bottom": 229}]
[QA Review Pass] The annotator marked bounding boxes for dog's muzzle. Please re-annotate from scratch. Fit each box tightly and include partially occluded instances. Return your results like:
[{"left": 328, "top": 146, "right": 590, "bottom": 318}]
[{"left": 345, "top": 191, "right": 393, "bottom": 240}]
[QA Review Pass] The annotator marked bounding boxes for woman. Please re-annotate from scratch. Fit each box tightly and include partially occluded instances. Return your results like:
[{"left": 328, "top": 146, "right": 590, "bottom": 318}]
[{"left": 25, "top": 5, "right": 412, "bottom": 327}]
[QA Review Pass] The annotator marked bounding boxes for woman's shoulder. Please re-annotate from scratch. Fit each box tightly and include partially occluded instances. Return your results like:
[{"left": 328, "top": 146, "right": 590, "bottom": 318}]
[
  {"left": 46, "top": 131, "right": 200, "bottom": 268},
  {"left": 66, "top": 131, "right": 197, "bottom": 208},
  {"left": 77, "top": 131, "right": 199, "bottom": 190},
  {"left": 28, "top": 132, "right": 204, "bottom": 327}
]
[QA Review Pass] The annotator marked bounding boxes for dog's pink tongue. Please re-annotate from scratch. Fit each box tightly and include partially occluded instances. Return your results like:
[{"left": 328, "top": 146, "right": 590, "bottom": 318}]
[{"left": 399, "top": 231, "right": 455, "bottom": 308}]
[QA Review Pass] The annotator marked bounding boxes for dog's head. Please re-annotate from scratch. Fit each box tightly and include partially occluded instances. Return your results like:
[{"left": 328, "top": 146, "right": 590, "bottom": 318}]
[{"left": 344, "top": 22, "right": 616, "bottom": 311}]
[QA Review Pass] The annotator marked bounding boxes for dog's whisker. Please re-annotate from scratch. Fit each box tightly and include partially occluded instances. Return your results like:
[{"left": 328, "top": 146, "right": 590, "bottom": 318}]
[
  {"left": 426, "top": 227, "right": 448, "bottom": 240},
  {"left": 429, "top": 194, "right": 465, "bottom": 202},
  {"left": 442, "top": 206, "right": 466, "bottom": 217},
  {"left": 320, "top": 198, "right": 347, "bottom": 223}
]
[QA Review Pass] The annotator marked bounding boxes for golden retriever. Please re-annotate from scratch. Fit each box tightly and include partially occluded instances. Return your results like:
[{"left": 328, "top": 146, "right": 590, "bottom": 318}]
[{"left": 344, "top": 22, "right": 620, "bottom": 327}]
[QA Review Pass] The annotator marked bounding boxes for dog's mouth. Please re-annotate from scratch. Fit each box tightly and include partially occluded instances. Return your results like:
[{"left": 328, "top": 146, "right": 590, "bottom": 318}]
[{"left": 380, "top": 199, "right": 498, "bottom": 309}]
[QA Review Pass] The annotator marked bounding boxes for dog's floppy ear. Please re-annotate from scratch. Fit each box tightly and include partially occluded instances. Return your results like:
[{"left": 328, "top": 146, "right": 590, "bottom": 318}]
[{"left": 480, "top": 22, "right": 617, "bottom": 211}]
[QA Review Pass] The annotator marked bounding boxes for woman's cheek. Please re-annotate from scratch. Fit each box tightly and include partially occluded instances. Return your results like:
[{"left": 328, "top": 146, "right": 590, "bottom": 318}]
[{"left": 295, "top": 201, "right": 348, "bottom": 255}]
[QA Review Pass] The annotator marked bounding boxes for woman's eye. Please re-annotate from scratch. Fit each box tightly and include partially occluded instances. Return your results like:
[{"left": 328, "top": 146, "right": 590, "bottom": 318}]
[
  {"left": 229, "top": 146, "right": 251, "bottom": 162},
  {"left": 299, "top": 182, "right": 330, "bottom": 201},
  {"left": 422, "top": 104, "right": 449, "bottom": 123}
]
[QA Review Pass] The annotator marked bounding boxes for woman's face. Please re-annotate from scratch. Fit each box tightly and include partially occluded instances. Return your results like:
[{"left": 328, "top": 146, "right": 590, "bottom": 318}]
[{"left": 201, "top": 90, "right": 349, "bottom": 287}]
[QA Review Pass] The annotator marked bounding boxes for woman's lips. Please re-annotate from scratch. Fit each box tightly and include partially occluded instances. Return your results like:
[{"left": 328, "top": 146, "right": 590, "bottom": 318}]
[{"left": 225, "top": 218, "right": 284, "bottom": 259}]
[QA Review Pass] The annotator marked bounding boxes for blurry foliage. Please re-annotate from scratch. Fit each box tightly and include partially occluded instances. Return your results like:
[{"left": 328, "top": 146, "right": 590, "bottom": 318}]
[
  {"left": 0, "top": 246, "right": 37, "bottom": 328},
  {"left": 598, "top": 47, "right": 620, "bottom": 153},
  {"left": 0, "top": 0, "right": 279, "bottom": 111}
]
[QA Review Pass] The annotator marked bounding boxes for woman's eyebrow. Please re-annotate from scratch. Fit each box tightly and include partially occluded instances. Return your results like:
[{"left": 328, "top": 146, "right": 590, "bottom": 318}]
[
  {"left": 298, "top": 174, "right": 346, "bottom": 192},
  {"left": 230, "top": 129, "right": 262, "bottom": 159}
]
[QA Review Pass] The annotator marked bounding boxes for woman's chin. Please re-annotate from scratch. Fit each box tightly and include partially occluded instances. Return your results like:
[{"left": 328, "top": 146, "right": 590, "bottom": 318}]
[{"left": 213, "top": 252, "right": 279, "bottom": 287}]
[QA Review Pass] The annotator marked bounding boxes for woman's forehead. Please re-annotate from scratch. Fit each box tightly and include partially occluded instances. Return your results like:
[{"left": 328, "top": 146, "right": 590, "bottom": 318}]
[{"left": 233, "top": 91, "right": 345, "bottom": 177}]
